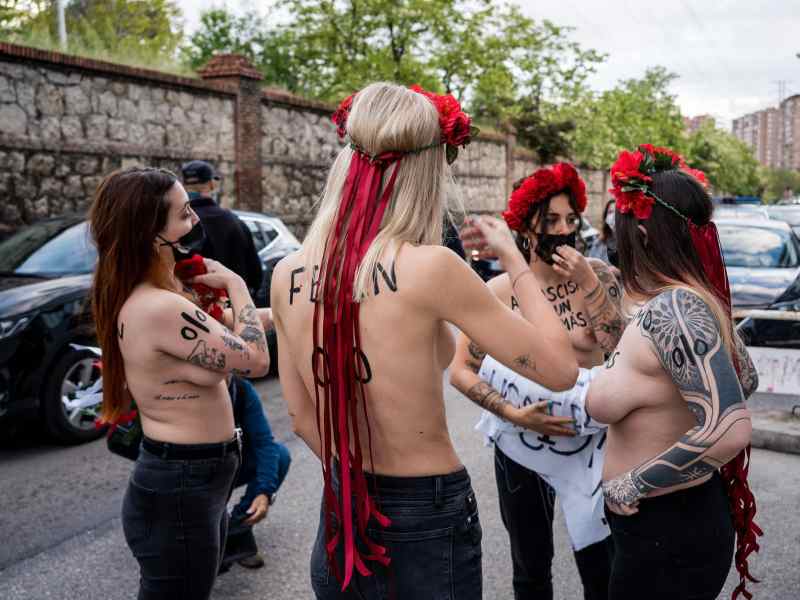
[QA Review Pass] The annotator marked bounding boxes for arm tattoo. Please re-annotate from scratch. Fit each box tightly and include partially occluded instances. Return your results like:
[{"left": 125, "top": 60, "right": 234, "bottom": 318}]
[
  {"left": 583, "top": 262, "right": 625, "bottom": 353},
  {"left": 465, "top": 381, "right": 508, "bottom": 418},
  {"left": 466, "top": 342, "right": 487, "bottom": 374},
  {"left": 236, "top": 303, "right": 266, "bottom": 352},
  {"left": 513, "top": 354, "right": 537, "bottom": 374},
  {"left": 187, "top": 340, "right": 226, "bottom": 370},
  {"left": 608, "top": 288, "right": 749, "bottom": 503},
  {"left": 733, "top": 334, "right": 759, "bottom": 399}
]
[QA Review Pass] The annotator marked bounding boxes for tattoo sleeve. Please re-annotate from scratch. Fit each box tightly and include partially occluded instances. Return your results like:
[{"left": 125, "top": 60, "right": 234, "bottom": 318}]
[
  {"left": 583, "top": 262, "right": 625, "bottom": 353},
  {"left": 608, "top": 289, "right": 750, "bottom": 503},
  {"left": 733, "top": 333, "right": 759, "bottom": 399},
  {"left": 464, "top": 381, "right": 509, "bottom": 419}
]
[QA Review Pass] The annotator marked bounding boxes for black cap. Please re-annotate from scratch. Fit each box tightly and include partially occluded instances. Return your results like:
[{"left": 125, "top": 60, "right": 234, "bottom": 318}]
[{"left": 181, "top": 160, "right": 220, "bottom": 184}]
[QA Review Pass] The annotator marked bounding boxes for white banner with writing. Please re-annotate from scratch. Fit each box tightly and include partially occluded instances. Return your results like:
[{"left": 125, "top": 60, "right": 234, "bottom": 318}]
[{"left": 746, "top": 346, "right": 800, "bottom": 396}]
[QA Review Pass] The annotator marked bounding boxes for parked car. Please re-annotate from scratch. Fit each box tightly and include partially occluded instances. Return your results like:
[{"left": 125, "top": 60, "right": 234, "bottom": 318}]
[
  {"left": 713, "top": 205, "right": 770, "bottom": 220},
  {"left": 0, "top": 216, "right": 100, "bottom": 443},
  {"left": 715, "top": 218, "right": 800, "bottom": 309},
  {"left": 0, "top": 210, "right": 297, "bottom": 441},
  {"left": 765, "top": 205, "right": 800, "bottom": 238},
  {"left": 716, "top": 217, "right": 800, "bottom": 350}
]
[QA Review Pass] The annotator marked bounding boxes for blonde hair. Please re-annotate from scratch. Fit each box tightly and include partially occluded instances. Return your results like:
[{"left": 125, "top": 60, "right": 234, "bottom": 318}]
[{"left": 303, "top": 82, "right": 454, "bottom": 300}]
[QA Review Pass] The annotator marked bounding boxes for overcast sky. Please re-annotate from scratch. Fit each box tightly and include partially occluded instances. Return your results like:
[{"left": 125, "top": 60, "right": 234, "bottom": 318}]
[{"left": 179, "top": 0, "right": 800, "bottom": 129}]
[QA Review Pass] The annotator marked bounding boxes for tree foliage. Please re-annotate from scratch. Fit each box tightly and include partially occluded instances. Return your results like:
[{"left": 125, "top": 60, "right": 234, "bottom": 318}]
[
  {"left": 683, "top": 121, "right": 763, "bottom": 196},
  {"left": 759, "top": 168, "right": 800, "bottom": 203}
]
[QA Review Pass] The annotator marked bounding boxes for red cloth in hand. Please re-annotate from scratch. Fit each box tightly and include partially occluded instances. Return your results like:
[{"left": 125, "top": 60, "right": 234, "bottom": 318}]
[{"left": 174, "top": 254, "right": 228, "bottom": 322}]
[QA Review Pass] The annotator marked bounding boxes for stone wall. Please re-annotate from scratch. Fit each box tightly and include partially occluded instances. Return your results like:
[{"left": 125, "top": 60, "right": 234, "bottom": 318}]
[
  {"left": 0, "top": 43, "right": 237, "bottom": 236},
  {"left": 0, "top": 44, "right": 611, "bottom": 240}
]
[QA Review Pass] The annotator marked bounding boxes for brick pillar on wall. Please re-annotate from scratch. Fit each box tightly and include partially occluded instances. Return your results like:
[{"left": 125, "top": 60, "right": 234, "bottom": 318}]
[
  {"left": 198, "top": 54, "right": 263, "bottom": 212},
  {"left": 503, "top": 123, "right": 517, "bottom": 200}
]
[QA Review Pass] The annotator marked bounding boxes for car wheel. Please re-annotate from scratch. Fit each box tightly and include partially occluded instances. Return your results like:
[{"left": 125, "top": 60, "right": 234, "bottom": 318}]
[
  {"left": 43, "top": 348, "right": 105, "bottom": 444},
  {"left": 267, "top": 328, "right": 278, "bottom": 377}
]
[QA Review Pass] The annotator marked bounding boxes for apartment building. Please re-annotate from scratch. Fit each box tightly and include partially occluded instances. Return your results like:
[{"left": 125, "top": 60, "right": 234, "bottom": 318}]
[{"left": 733, "top": 96, "right": 800, "bottom": 170}]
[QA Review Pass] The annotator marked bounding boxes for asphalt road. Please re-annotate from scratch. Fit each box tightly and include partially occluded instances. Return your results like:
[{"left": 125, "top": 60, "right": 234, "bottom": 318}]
[{"left": 0, "top": 379, "right": 798, "bottom": 599}]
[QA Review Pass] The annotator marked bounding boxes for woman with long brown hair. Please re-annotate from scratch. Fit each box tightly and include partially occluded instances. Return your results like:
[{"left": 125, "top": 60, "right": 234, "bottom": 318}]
[
  {"left": 270, "top": 82, "right": 578, "bottom": 599},
  {"left": 89, "top": 166, "right": 269, "bottom": 599},
  {"left": 585, "top": 145, "right": 760, "bottom": 600},
  {"left": 450, "top": 163, "right": 624, "bottom": 600}
]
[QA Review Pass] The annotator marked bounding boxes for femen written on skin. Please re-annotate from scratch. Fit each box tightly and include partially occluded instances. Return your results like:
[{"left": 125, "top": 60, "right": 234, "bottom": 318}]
[{"left": 288, "top": 260, "right": 399, "bottom": 305}]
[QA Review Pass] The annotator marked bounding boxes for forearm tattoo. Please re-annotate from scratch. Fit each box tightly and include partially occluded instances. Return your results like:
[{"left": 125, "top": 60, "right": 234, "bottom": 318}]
[
  {"left": 465, "top": 381, "right": 509, "bottom": 419},
  {"left": 583, "top": 262, "right": 625, "bottom": 353},
  {"left": 618, "top": 288, "right": 749, "bottom": 498},
  {"left": 236, "top": 303, "right": 266, "bottom": 353},
  {"left": 733, "top": 334, "right": 759, "bottom": 399},
  {"left": 466, "top": 342, "right": 487, "bottom": 374}
]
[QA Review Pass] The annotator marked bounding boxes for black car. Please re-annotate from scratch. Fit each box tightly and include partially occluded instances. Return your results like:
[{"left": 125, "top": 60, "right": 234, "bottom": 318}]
[
  {"left": 715, "top": 217, "right": 800, "bottom": 349},
  {"left": 0, "top": 211, "right": 297, "bottom": 442},
  {"left": 0, "top": 216, "right": 100, "bottom": 443}
]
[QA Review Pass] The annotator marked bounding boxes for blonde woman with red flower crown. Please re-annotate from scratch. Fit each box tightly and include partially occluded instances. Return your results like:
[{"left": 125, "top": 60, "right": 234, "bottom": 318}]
[
  {"left": 270, "top": 82, "right": 578, "bottom": 599},
  {"left": 451, "top": 163, "right": 625, "bottom": 600}
]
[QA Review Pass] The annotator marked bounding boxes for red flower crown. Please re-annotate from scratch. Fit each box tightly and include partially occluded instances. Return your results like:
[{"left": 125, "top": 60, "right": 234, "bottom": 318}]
[
  {"left": 502, "top": 163, "right": 588, "bottom": 232},
  {"left": 331, "top": 85, "right": 478, "bottom": 164},
  {"left": 609, "top": 144, "right": 708, "bottom": 220}
]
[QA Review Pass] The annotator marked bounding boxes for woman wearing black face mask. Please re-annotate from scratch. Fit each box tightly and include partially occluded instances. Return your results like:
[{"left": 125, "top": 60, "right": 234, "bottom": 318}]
[
  {"left": 89, "top": 167, "right": 270, "bottom": 600},
  {"left": 451, "top": 163, "right": 626, "bottom": 600}
]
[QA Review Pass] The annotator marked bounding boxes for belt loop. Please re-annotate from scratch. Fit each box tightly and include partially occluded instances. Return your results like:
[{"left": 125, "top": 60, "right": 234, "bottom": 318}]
[{"left": 434, "top": 476, "right": 443, "bottom": 508}]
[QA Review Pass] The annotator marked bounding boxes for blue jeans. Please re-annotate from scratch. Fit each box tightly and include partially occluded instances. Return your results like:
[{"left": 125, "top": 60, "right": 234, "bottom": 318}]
[
  {"left": 310, "top": 467, "right": 483, "bottom": 600},
  {"left": 121, "top": 442, "right": 239, "bottom": 600}
]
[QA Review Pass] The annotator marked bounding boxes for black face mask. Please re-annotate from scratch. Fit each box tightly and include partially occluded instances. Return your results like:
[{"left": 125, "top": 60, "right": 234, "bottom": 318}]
[
  {"left": 157, "top": 222, "right": 206, "bottom": 263},
  {"left": 534, "top": 231, "right": 577, "bottom": 265}
]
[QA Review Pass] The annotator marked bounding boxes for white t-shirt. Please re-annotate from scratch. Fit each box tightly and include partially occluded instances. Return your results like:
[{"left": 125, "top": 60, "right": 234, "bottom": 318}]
[{"left": 476, "top": 356, "right": 610, "bottom": 551}]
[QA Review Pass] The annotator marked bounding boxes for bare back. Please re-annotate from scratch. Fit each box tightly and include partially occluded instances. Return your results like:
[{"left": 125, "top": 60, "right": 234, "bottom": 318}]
[{"left": 272, "top": 245, "right": 460, "bottom": 476}]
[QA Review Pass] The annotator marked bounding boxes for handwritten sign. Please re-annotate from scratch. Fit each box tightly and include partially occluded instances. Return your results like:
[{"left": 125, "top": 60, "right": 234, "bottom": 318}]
[{"left": 746, "top": 346, "right": 800, "bottom": 395}]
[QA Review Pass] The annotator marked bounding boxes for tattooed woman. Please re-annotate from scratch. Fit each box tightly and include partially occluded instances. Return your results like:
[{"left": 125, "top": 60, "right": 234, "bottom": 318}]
[
  {"left": 585, "top": 145, "right": 760, "bottom": 600},
  {"left": 450, "top": 163, "right": 624, "bottom": 600},
  {"left": 269, "top": 83, "right": 578, "bottom": 599},
  {"left": 89, "top": 167, "right": 269, "bottom": 599}
]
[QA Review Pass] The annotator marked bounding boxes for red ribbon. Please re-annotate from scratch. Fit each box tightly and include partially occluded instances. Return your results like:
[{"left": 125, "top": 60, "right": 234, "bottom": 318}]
[
  {"left": 312, "top": 148, "right": 400, "bottom": 590},
  {"left": 689, "top": 221, "right": 762, "bottom": 599}
]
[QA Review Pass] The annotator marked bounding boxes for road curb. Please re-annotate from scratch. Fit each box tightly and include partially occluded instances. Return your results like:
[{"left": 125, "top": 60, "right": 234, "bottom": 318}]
[{"left": 751, "top": 426, "right": 800, "bottom": 455}]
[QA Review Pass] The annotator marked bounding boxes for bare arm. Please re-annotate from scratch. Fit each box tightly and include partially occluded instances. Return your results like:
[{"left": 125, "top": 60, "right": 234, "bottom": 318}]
[
  {"left": 427, "top": 247, "right": 577, "bottom": 391},
  {"left": 603, "top": 288, "right": 752, "bottom": 508},
  {"left": 270, "top": 260, "right": 320, "bottom": 457}
]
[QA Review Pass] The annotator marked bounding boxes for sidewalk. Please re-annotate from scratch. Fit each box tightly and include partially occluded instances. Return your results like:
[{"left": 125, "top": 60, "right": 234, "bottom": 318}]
[{"left": 748, "top": 392, "right": 800, "bottom": 455}]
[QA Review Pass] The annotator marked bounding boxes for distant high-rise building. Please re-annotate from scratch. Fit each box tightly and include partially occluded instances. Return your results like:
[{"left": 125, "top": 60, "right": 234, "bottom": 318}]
[
  {"left": 684, "top": 114, "right": 715, "bottom": 133},
  {"left": 733, "top": 97, "right": 800, "bottom": 170}
]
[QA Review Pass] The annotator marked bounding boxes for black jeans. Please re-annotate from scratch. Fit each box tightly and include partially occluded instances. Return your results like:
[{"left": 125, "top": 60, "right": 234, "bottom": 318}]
[
  {"left": 121, "top": 438, "right": 240, "bottom": 600},
  {"left": 607, "top": 473, "right": 734, "bottom": 600},
  {"left": 310, "top": 467, "right": 483, "bottom": 600},
  {"left": 494, "top": 446, "right": 613, "bottom": 600}
]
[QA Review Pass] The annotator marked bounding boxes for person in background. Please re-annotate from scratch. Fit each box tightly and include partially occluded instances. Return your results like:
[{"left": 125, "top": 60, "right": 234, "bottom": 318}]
[
  {"left": 180, "top": 160, "right": 263, "bottom": 298},
  {"left": 220, "top": 373, "right": 291, "bottom": 572},
  {"left": 588, "top": 199, "right": 616, "bottom": 264}
]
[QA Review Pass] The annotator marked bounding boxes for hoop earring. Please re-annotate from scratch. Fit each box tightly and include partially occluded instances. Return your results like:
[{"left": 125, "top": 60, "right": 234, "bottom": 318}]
[{"left": 522, "top": 237, "right": 530, "bottom": 250}]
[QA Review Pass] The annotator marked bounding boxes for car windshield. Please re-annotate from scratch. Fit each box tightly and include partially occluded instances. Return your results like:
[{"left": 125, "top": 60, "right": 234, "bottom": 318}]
[
  {"left": 0, "top": 220, "right": 97, "bottom": 275},
  {"left": 718, "top": 224, "right": 800, "bottom": 268},
  {"left": 767, "top": 208, "right": 800, "bottom": 227}
]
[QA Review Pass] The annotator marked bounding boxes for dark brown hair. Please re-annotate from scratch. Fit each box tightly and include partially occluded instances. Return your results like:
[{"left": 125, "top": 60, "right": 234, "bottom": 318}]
[
  {"left": 615, "top": 169, "right": 733, "bottom": 351},
  {"left": 600, "top": 199, "right": 615, "bottom": 242},
  {"left": 88, "top": 167, "right": 177, "bottom": 422}
]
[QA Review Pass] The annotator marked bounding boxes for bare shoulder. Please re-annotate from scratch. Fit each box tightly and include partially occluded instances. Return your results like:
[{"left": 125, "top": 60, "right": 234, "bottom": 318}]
[{"left": 120, "top": 285, "right": 193, "bottom": 325}]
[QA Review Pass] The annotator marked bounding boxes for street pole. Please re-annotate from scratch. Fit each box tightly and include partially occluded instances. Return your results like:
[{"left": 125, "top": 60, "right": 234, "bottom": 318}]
[{"left": 57, "top": 0, "right": 67, "bottom": 49}]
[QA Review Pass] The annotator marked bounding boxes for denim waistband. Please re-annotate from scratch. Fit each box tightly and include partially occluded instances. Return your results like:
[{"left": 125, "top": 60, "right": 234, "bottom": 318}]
[{"left": 141, "top": 430, "right": 241, "bottom": 461}]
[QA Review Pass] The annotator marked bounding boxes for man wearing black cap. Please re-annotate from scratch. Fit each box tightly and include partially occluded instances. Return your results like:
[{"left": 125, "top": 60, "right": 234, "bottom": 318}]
[{"left": 181, "top": 160, "right": 263, "bottom": 297}]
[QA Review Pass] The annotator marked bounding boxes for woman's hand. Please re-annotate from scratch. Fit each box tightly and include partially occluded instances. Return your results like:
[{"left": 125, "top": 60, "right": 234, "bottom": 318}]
[
  {"left": 461, "top": 216, "right": 526, "bottom": 273},
  {"left": 243, "top": 493, "right": 270, "bottom": 525},
  {"left": 552, "top": 246, "right": 597, "bottom": 290},
  {"left": 508, "top": 401, "right": 577, "bottom": 437},
  {"left": 602, "top": 472, "right": 643, "bottom": 516},
  {"left": 188, "top": 258, "right": 244, "bottom": 290}
]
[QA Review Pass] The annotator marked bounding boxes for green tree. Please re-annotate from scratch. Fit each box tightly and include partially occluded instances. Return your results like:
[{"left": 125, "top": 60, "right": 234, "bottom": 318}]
[
  {"left": 3, "top": 0, "right": 183, "bottom": 67},
  {"left": 760, "top": 168, "right": 800, "bottom": 203},
  {"left": 557, "top": 67, "right": 685, "bottom": 168},
  {"left": 683, "top": 121, "right": 763, "bottom": 196}
]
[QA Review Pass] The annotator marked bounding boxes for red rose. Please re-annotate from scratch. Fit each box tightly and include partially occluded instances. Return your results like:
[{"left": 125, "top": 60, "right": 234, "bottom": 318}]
[
  {"left": 332, "top": 94, "right": 354, "bottom": 139},
  {"left": 443, "top": 112, "right": 472, "bottom": 147},
  {"left": 682, "top": 166, "right": 709, "bottom": 188},
  {"left": 610, "top": 150, "right": 646, "bottom": 186},
  {"left": 551, "top": 162, "right": 588, "bottom": 213},
  {"left": 612, "top": 188, "right": 654, "bottom": 220}
]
